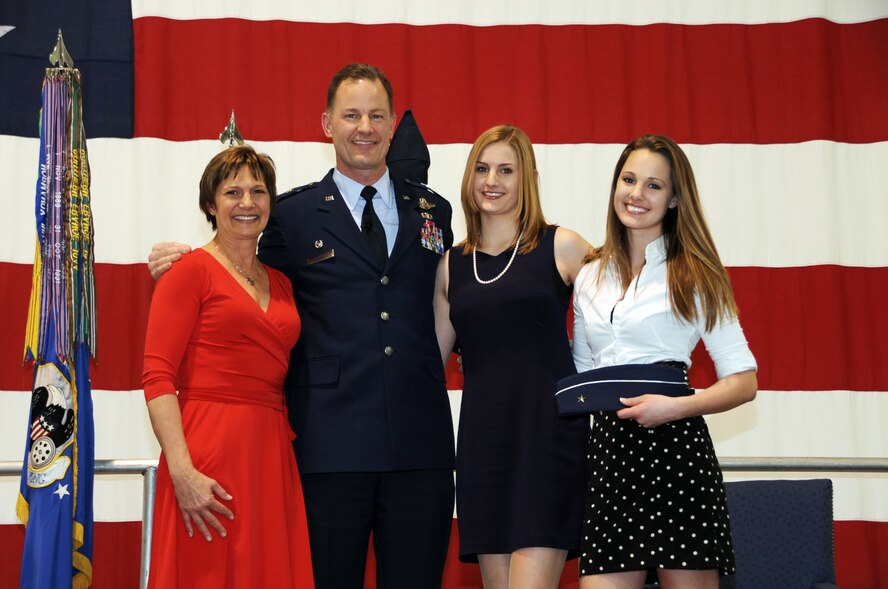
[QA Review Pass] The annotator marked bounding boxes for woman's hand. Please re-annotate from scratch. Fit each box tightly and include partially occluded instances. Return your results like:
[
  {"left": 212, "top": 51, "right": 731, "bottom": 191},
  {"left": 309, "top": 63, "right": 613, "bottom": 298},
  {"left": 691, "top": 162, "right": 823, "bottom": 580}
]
[
  {"left": 616, "top": 394, "right": 683, "bottom": 429},
  {"left": 616, "top": 370, "right": 757, "bottom": 428},
  {"left": 169, "top": 466, "right": 234, "bottom": 541},
  {"left": 146, "top": 395, "right": 233, "bottom": 541}
]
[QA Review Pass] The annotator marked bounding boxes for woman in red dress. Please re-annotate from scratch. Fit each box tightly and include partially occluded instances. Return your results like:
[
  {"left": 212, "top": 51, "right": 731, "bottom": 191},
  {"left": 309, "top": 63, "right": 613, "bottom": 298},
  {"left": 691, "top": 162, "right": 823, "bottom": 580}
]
[{"left": 142, "top": 145, "right": 314, "bottom": 588}]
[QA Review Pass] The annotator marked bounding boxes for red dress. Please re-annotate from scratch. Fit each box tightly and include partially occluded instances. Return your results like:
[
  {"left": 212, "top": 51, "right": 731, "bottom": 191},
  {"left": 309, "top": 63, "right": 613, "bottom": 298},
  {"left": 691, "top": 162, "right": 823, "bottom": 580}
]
[{"left": 143, "top": 249, "right": 314, "bottom": 588}]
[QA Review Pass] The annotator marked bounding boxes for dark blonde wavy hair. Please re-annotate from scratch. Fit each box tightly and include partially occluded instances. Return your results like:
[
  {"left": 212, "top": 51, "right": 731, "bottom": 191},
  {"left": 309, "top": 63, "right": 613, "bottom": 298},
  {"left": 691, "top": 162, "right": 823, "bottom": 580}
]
[
  {"left": 586, "top": 134, "right": 738, "bottom": 331},
  {"left": 459, "top": 125, "right": 550, "bottom": 254}
]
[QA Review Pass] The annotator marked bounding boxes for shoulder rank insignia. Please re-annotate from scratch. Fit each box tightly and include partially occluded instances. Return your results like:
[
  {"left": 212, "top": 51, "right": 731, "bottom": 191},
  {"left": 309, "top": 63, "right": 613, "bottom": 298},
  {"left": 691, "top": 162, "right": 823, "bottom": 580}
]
[
  {"left": 404, "top": 177, "right": 442, "bottom": 197},
  {"left": 278, "top": 181, "right": 318, "bottom": 202}
]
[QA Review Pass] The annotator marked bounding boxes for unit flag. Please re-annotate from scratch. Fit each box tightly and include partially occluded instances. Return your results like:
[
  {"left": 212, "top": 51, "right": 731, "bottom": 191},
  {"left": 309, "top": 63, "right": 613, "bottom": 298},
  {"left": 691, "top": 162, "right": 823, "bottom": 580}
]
[{"left": 17, "top": 30, "right": 96, "bottom": 589}]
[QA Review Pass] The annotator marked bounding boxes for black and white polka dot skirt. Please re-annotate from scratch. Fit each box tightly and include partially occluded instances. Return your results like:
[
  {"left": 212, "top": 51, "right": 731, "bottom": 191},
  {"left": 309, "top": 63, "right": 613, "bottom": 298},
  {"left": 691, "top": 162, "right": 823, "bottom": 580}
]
[{"left": 579, "top": 412, "right": 735, "bottom": 578}]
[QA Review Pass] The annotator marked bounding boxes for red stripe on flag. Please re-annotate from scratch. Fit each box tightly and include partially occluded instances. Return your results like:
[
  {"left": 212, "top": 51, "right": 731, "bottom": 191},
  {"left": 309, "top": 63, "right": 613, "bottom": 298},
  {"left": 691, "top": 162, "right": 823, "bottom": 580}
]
[
  {"left": 0, "top": 522, "right": 142, "bottom": 589},
  {"left": 690, "top": 265, "right": 888, "bottom": 392},
  {"left": 0, "top": 262, "right": 154, "bottom": 393},
  {"left": 835, "top": 520, "right": 888, "bottom": 589},
  {"left": 133, "top": 17, "right": 888, "bottom": 145},
  {"left": 1, "top": 263, "right": 886, "bottom": 392}
]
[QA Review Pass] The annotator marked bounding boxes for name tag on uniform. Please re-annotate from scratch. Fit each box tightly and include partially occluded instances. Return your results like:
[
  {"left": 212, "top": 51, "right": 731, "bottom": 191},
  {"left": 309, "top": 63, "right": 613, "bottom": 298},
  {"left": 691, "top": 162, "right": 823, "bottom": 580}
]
[{"left": 307, "top": 249, "right": 335, "bottom": 265}]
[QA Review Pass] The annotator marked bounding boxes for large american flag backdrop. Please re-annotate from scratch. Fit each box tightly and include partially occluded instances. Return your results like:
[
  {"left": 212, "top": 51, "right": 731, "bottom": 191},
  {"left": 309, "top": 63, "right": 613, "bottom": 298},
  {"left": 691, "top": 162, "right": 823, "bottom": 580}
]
[{"left": 1, "top": 1, "right": 886, "bottom": 587}]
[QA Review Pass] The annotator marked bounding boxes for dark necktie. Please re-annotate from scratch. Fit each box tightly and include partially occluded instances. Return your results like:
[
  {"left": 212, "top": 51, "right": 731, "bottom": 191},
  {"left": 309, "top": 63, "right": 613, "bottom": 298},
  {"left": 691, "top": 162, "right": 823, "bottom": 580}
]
[{"left": 360, "top": 185, "right": 388, "bottom": 268}]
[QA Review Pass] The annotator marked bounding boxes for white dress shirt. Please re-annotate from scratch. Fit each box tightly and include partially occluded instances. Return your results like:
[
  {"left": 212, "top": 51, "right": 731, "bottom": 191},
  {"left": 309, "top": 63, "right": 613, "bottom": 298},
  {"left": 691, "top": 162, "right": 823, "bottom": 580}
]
[{"left": 572, "top": 236, "right": 757, "bottom": 379}]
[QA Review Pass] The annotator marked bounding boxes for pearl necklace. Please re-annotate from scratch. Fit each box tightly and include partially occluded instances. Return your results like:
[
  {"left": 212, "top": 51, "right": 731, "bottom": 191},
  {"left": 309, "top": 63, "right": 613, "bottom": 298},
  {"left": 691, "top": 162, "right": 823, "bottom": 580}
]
[
  {"left": 473, "top": 231, "right": 523, "bottom": 285},
  {"left": 213, "top": 242, "right": 260, "bottom": 287}
]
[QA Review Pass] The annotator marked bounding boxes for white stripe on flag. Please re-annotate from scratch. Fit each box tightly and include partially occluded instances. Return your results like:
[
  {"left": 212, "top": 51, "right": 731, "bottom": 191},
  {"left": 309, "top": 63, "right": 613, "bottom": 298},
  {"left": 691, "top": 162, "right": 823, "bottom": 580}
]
[
  {"left": 4, "top": 135, "right": 888, "bottom": 267},
  {"left": 131, "top": 0, "right": 888, "bottom": 26}
]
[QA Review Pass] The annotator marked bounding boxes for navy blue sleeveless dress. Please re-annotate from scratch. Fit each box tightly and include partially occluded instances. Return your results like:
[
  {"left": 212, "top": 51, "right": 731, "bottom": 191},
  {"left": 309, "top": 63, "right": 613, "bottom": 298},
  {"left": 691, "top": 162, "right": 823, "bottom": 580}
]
[{"left": 449, "top": 227, "right": 587, "bottom": 562}]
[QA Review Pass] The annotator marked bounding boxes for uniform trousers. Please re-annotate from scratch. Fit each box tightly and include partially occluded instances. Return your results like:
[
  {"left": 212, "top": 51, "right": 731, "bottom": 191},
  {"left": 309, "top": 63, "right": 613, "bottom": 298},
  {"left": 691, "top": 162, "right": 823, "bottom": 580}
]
[{"left": 300, "top": 469, "right": 454, "bottom": 589}]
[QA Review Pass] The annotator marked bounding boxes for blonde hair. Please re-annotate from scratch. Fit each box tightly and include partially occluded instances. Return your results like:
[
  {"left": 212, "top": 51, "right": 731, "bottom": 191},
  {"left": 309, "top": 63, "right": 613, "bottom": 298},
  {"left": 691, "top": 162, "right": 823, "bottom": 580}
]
[
  {"left": 459, "top": 125, "right": 550, "bottom": 254},
  {"left": 586, "top": 135, "right": 738, "bottom": 331}
]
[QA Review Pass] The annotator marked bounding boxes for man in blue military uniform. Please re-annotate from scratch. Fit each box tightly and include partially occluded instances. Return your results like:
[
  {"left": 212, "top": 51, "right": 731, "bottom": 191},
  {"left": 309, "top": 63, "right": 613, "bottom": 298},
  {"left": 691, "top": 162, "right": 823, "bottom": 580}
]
[
  {"left": 149, "top": 64, "right": 454, "bottom": 588},
  {"left": 260, "top": 63, "right": 455, "bottom": 588}
]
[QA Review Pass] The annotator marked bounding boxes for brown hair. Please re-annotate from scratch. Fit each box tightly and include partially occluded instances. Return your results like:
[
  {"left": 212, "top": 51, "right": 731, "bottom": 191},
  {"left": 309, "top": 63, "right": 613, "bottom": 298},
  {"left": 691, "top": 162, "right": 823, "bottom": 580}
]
[
  {"left": 326, "top": 63, "right": 394, "bottom": 114},
  {"left": 198, "top": 145, "right": 277, "bottom": 229},
  {"left": 586, "top": 134, "right": 738, "bottom": 330},
  {"left": 460, "top": 125, "right": 550, "bottom": 254}
]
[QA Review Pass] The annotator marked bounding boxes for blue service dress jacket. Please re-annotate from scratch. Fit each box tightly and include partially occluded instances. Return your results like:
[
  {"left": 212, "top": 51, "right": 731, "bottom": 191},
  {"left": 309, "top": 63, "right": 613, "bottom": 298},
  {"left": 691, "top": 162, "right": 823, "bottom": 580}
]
[{"left": 258, "top": 169, "right": 455, "bottom": 474}]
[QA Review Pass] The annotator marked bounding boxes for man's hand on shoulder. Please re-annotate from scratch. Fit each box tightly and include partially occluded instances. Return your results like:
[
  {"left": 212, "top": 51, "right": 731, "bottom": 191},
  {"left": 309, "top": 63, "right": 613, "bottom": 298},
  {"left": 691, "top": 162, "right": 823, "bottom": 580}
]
[{"left": 148, "top": 242, "right": 192, "bottom": 281}]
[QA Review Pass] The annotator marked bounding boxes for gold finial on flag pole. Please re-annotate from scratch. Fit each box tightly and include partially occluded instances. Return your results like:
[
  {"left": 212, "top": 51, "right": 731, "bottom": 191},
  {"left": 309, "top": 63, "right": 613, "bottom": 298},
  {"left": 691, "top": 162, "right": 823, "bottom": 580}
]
[
  {"left": 48, "top": 29, "right": 74, "bottom": 68},
  {"left": 219, "top": 110, "right": 244, "bottom": 147}
]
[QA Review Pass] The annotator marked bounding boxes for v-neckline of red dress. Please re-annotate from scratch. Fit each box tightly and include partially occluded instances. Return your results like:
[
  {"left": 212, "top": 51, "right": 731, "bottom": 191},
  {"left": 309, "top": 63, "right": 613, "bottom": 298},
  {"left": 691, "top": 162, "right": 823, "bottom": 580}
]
[{"left": 200, "top": 247, "right": 273, "bottom": 314}]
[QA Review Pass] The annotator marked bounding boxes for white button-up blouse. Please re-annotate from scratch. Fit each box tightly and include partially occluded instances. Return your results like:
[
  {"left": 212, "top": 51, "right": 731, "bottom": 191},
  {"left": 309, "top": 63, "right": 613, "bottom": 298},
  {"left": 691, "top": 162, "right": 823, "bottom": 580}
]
[{"left": 572, "top": 236, "right": 757, "bottom": 379}]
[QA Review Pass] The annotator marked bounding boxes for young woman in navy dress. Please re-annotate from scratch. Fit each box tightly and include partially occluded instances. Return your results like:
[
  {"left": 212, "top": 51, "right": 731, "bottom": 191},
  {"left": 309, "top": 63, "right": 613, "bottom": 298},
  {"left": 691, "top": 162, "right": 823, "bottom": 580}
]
[{"left": 434, "top": 125, "right": 592, "bottom": 588}]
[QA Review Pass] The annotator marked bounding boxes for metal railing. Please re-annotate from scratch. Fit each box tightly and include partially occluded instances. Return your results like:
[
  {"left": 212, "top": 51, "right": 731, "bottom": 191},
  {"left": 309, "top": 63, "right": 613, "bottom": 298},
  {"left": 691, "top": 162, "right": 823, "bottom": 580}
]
[
  {"left": 2, "top": 456, "right": 887, "bottom": 589},
  {"left": 718, "top": 456, "right": 888, "bottom": 472},
  {"left": 1, "top": 459, "right": 158, "bottom": 589}
]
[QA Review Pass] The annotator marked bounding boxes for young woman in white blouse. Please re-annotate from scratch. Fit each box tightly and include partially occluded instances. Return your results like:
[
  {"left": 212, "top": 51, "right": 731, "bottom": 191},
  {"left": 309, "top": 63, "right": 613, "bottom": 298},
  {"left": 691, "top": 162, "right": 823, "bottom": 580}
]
[{"left": 571, "top": 135, "right": 757, "bottom": 589}]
